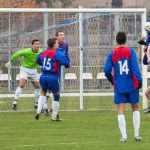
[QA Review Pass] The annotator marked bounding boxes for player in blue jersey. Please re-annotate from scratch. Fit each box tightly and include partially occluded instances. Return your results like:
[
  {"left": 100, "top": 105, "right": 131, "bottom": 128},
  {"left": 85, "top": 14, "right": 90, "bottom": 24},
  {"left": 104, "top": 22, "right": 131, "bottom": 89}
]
[
  {"left": 104, "top": 32, "right": 142, "bottom": 142},
  {"left": 42, "top": 31, "right": 69, "bottom": 116},
  {"left": 142, "top": 45, "right": 150, "bottom": 113},
  {"left": 35, "top": 38, "right": 70, "bottom": 121},
  {"left": 139, "top": 19, "right": 150, "bottom": 113}
]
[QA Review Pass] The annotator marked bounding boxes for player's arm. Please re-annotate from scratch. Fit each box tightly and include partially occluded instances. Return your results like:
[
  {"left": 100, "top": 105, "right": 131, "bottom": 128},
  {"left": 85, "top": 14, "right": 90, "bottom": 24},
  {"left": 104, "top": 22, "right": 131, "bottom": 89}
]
[
  {"left": 143, "top": 53, "right": 148, "bottom": 65},
  {"left": 56, "top": 51, "right": 70, "bottom": 68},
  {"left": 36, "top": 52, "right": 43, "bottom": 66},
  {"left": 130, "top": 48, "right": 142, "bottom": 88},
  {"left": 5, "top": 49, "right": 27, "bottom": 68},
  {"left": 104, "top": 51, "right": 113, "bottom": 85},
  {"left": 10, "top": 49, "right": 27, "bottom": 62}
]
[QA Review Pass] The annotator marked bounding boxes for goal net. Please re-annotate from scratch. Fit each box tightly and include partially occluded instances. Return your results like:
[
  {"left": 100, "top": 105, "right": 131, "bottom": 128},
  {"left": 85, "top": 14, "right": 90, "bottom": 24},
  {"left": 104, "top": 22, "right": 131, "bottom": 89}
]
[{"left": 0, "top": 8, "right": 147, "bottom": 112}]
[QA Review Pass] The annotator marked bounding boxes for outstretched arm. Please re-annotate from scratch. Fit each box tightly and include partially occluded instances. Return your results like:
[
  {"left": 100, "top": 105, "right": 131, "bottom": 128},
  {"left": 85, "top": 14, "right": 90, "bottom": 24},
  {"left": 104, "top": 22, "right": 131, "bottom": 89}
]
[{"left": 104, "top": 51, "right": 113, "bottom": 85}]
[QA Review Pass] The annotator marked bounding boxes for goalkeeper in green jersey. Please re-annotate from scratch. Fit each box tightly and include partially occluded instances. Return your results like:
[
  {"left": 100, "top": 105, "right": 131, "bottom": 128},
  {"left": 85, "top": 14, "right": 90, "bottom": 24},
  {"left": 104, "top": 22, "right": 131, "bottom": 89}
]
[{"left": 5, "top": 39, "right": 43, "bottom": 110}]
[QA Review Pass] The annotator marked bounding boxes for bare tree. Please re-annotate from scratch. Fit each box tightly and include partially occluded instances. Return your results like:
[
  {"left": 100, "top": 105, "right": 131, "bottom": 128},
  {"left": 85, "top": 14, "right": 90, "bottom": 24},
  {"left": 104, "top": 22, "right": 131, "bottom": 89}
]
[{"left": 36, "top": 0, "right": 73, "bottom": 8}]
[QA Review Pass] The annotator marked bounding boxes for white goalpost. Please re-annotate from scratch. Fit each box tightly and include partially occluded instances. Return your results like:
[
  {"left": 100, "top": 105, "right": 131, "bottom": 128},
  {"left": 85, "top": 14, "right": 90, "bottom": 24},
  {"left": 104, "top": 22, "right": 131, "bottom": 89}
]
[{"left": 0, "top": 7, "right": 147, "bottom": 111}]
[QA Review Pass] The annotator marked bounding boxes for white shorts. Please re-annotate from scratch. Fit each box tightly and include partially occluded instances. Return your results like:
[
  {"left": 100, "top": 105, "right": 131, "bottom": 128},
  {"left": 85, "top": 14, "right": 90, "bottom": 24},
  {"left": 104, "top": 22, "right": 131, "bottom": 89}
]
[{"left": 19, "top": 66, "right": 39, "bottom": 81}]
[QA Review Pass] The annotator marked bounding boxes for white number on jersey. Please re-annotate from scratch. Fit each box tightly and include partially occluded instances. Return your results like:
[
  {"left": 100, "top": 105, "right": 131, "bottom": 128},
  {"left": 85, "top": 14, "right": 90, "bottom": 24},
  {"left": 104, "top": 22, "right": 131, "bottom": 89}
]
[
  {"left": 43, "top": 57, "right": 51, "bottom": 70},
  {"left": 118, "top": 60, "right": 129, "bottom": 75}
]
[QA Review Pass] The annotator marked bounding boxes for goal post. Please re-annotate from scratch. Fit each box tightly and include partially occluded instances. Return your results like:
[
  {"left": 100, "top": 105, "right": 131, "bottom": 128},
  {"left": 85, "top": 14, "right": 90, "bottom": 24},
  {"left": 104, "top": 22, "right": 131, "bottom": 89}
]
[{"left": 0, "top": 7, "right": 147, "bottom": 112}]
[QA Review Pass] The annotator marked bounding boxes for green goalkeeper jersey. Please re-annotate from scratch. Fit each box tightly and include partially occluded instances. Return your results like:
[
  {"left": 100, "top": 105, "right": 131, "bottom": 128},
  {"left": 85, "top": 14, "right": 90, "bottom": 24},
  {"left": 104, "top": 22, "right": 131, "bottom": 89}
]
[{"left": 11, "top": 48, "right": 43, "bottom": 69}]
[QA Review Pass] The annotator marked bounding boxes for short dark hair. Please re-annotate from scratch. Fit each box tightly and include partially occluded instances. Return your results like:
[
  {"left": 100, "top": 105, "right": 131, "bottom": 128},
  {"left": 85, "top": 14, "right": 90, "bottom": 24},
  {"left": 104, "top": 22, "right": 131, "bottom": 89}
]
[
  {"left": 32, "top": 39, "right": 40, "bottom": 45},
  {"left": 56, "top": 31, "right": 64, "bottom": 37},
  {"left": 47, "top": 38, "right": 57, "bottom": 48},
  {"left": 116, "top": 32, "right": 126, "bottom": 45}
]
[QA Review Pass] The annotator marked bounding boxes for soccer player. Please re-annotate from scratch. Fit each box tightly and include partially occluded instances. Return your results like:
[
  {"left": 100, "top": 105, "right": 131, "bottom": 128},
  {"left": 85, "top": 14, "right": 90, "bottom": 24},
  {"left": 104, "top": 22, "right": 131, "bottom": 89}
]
[
  {"left": 5, "top": 39, "right": 43, "bottom": 110},
  {"left": 35, "top": 38, "right": 70, "bottom": 121},
  {"left": 104, "top": 32, "right": 142, "bottom": 142},
  {"left": 138, "top": 18, "right": 150, "bottom": 63},
  {"left": 142, "top": 46, "right": 150, "bottom": 113},
  {"left": 140, "top": 19, "right": 150, "bottom": 113},
  {"left": 42, "top": 31, "right": 69, "bottom": 115}
]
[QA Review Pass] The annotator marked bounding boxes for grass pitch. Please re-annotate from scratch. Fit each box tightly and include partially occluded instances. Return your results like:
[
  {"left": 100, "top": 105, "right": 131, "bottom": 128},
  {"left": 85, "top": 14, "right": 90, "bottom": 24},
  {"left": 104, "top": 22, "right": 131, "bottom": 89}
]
[{"left": 0, "top": 111, "right": 150, "bottom": 150}]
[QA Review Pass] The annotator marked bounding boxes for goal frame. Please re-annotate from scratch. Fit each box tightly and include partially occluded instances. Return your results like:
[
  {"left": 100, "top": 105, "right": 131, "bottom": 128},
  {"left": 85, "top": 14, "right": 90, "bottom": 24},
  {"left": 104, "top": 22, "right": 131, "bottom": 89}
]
[{"left": 0, "top": 7, "right": 147, "bottom": 110}]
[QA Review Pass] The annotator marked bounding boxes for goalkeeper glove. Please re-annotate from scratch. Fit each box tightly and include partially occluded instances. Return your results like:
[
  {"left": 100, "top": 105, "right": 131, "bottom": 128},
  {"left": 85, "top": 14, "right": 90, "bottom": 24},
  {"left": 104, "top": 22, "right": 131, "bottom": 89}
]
[
  {"left": 137, "top": 80, "right": 142, "bottom": 90},
  {"left": 5, "top": 61, "right": 12, "bottom": 68}
]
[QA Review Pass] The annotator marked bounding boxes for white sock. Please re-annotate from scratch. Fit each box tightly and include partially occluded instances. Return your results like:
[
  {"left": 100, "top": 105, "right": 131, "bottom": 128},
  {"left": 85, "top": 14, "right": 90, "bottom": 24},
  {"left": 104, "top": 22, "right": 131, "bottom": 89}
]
[
  {"left": 118, "top": 114, "right": 127, "bottom": 139},
  {"left": 37, "top": 96, "right": 46, "bottom": 114},
  {"left": 46, "top": 92, "right": 50, "bottom": 98},
  {"left": 43, "top": 98, "right": 48, "bottom": 109},
  {"left": 34, "top": 88, "right": 40, "bottom": 104},
  {"left": 52, "top": 101, "right": 59, "bottom": 118},
  {"left": 14, "top": 87, "right": 22, "bottom": 100},
  {"left": 133, "top": 111, "right": 140, "bottom": 137}
]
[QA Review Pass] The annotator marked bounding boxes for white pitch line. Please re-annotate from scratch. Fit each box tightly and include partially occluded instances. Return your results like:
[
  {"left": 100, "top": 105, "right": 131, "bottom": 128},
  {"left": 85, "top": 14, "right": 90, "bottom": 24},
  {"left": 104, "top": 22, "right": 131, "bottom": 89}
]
[{"left": 0, "top": 140, "right": 127, "bottom": 148}]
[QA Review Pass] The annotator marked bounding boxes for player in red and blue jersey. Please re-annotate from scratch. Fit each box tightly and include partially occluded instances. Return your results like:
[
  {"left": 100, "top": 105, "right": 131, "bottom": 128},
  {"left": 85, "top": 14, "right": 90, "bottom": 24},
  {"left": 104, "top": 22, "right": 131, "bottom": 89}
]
[
  {"left": 56, "top": 31, "right": 68, "bottom": 55},
  {"left": 104, "top": 32, "right": 142, "bottom": 142},
  {"left": 35, "top": 38, "right": 70, "bottom": 121},
  {"left": 43, "top": 31, "right": 70, "bottom": 116}
]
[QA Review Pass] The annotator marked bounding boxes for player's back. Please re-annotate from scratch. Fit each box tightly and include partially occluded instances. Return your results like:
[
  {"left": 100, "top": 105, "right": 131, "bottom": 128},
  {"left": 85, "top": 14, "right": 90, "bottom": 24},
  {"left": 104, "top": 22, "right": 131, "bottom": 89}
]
[
  {"left": 36, "top": 48, "right": 70, "bottom": 79},
  {"left": 112, "top": 47, "right": 139, "bottom": 93}
]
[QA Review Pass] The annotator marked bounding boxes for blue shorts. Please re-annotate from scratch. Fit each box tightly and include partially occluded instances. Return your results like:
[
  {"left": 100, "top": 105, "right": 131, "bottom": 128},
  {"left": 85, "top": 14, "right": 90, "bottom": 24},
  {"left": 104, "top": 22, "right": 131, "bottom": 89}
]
[
  {"left": 114, "top": 90, "right": 139, "bottom": 104},
  {"left": 39, "top": 75, "right": 60, "bottom": 93}
]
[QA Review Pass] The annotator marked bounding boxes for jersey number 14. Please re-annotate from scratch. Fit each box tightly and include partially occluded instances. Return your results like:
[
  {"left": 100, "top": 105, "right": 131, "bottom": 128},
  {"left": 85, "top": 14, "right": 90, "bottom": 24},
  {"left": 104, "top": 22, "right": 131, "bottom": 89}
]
[{"left": 118, "top": 60, "right": 129, "bottom": 75}]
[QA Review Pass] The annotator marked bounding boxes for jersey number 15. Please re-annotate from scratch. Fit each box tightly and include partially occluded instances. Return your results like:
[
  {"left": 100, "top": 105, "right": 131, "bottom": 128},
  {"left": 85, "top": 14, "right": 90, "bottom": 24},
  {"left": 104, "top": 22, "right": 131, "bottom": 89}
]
[{"left": 43, "top": 57, "right": 51, "bottom": 70}]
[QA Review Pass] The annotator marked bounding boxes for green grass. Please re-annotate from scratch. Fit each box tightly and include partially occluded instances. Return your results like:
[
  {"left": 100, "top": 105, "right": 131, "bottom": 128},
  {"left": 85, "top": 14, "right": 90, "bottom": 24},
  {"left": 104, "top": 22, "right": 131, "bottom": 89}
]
[
  {"left": 0, "top": 96, "right": 115, "bottom": 111},
  {"left": 0, "top": 111, "right": 150, "bottom": 150}
]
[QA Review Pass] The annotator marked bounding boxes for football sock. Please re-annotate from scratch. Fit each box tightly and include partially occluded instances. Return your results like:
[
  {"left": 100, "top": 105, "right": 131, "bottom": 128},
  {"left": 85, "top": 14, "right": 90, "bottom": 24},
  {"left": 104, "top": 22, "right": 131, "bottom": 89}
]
[
  {"left": 14, "top": 87, "right": 22, "bottom": 100},
  {"left": 37, "top": 96, "right": 46, "bottom": 114},
  {"left": 133, "top": 111, "right": 140, "bottom": 137},
  {"left": 34, "top": 88, "right": 40, "bottom": 104},
  {"left": 52, "top": 101, "right": 59, "bottom": 118},
  {"left": 118, "top": 114, "right": 127, "bottom": 139},
  {"left": 43, "top": 97, "right": 48, "bottom": 109}
]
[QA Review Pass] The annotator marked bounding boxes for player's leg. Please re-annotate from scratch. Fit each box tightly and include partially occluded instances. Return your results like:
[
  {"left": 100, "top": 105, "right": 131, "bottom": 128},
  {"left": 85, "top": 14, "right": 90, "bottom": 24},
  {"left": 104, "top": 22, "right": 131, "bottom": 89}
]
[
  {"left": 144, "top": 86, "right": 150, "bottom": 113},
  {"left": 46, "top": 91, "right": 55, "bottom": 113},
  {"left": 35, "top": 90, "right": 47, "bottom": 120},
  {"left": 117, "top": 104, "right": 127, "bottom": 142},
  {"left": 35, "top": 75, "right": 47, "bottom": 120},
  {"left": 46, "top": 90, "right": 50, "bottom": 101},
  {"left": 131, "top": 103, "right": 141, "bottom": 141},
  {"left": 51, "top": 92, "right": 61, "bottom": 121},
  {"left": 13, "top": 78, "right": 27, "bottom": 110},
  {"left": 145, "top": 86, "right": 150, "bottom": 99},
  {"left": 42, "top": 90, "right": 50, "bottom": 116},
  {"left": 51, "top": 79, "right": 61, "bottom": 121},
  {"left": 114, "top": 92, "right": 127, "bottom": 142},
  {"left": 31, "top": 80, "right": 40, "bottom": 109},
  {"left": 130, "top": 90, "right": 141, "bottom": 141},
  {"left": 31, "top": 71, "right": 40, "bottom": 109},
  {"left": 12, "top": 67, "right": 29, "bottom": 110}
]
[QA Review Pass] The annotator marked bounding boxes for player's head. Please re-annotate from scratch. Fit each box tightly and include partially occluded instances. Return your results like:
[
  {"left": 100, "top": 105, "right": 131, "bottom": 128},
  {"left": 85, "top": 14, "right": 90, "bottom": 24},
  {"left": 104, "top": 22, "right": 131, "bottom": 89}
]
[
  {"left": 32, "top": 39, "right": 41, "bottom": 52},
  {"left": 56, "top": 31, "right": 65, "bottom": 44},
  {"left": 47, "top": 38, "right": 58, "bottom": 50},
  {"left": 116, "top": 31, "right": 126, "bottom": 45}
]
